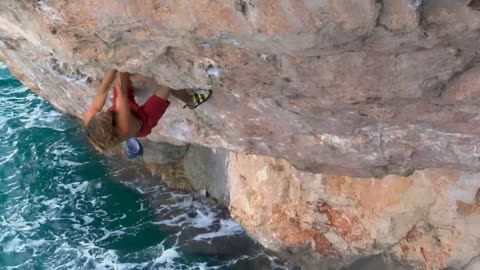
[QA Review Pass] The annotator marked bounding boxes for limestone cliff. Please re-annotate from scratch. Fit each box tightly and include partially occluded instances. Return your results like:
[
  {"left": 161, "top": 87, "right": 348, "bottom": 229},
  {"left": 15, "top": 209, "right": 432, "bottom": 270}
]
[{"left": 1, "top": 0, "right": 480, "bottom": 269}]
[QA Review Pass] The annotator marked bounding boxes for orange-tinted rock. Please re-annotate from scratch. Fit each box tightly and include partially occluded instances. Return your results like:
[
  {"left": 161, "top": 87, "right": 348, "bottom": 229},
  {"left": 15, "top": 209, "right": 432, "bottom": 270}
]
[
  {"left": 379, "top": 0, "right": 420, "bottom": 32},
  {"left": 1, "top": 1, "right": 480, "bottom": 269},
  {"left": 314, "top": 234, "right": 338, "bottom": 257},
  {"left": 227, "top": 153, "right": 480, "bottom": 269},
  {"left": 456, "top": 201, "right": 480, "bottom": 216},
  {"left": 1, "top": 0, "right": 480, "bottom": 177},
  {"left": 443, "top": 65, "right": 480, "bottom": 103}
]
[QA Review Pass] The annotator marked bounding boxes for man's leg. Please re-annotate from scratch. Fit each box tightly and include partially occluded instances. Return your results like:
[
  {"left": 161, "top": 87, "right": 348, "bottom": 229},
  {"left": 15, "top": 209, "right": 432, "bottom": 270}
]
[
  {"left": 170, "top": 89, "right": 193, "bottom": 105},
  {"left": 138, "top": 86, "right": 171, "bottom": 136},
  {"left": 154, "top": 85, "right": 172, "bottom": 100}
]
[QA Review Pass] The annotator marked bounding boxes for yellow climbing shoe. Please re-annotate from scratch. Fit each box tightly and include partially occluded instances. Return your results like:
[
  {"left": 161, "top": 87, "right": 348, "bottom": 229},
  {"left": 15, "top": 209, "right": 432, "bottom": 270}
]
[{"left": 184, "top": 89, "right": 212, "bottom": 109}]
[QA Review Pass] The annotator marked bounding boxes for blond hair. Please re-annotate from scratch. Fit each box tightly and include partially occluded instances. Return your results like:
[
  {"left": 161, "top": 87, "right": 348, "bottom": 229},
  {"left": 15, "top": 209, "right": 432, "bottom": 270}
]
[{"left": 85, "top": 111, "right": 120, "bottom": 154}]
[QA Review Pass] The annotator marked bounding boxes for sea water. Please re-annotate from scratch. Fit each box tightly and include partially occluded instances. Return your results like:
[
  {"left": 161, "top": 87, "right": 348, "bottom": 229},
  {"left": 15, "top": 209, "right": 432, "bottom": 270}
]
[{"left": 0, "top": 63, "right": 288, "bottom": 270}]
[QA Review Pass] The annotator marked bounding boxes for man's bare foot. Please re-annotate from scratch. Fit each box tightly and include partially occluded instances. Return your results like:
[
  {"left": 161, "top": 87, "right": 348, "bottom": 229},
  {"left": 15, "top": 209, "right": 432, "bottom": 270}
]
[{"left": 170, "top": 89, "right": 193, "bottom": 104}]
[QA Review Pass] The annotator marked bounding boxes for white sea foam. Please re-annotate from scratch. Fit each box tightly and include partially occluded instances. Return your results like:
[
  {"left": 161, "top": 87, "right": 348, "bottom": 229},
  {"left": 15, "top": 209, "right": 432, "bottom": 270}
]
[
  {"left": 82, "top": 215, "right": 94, "bottom": 225},
  {"left": 96, "top": 229, "right": 126, "bottom": 243},
  {"left": 58, "top": 181, "right": 89, "bottom": 195},
  {"left": 3, "top": 235, "right": 23, "bottom": 252},
  {"left": 154, "top": 248, "right": 180, "bottom": 265},
  {"left": 0, "top": 149, "right": 17, "bottom": 165},
  {"left": 21, "top": 107, "right": 68, "bottom": 132},
  {"left": 191, "top": 209, "right": 216, "bottom": 228},
  {"left": 194, "top": 219, "right": 244, "bottom": 241},
  {"left": 58, "top": 159, "right": 84, "bottom": 167}
]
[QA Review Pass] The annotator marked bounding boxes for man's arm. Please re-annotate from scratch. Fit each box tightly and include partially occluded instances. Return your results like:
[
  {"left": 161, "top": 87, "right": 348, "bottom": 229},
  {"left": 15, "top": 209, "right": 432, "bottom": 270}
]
[
  {"left": 83, "top": 69, "right": 117, "bottom": 125},
  {"left": 115, "top": 72, "right": 131, "bottom": 139}
]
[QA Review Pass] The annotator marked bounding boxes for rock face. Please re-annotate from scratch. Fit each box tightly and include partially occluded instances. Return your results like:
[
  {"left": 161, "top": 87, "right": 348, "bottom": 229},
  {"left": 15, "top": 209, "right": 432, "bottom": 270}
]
[
  {"left": 141, "top": 145, "right": 480, "bottom": 269},
  {"left": 1, "top": 0, "right": 480, "bottom": 177},
  {"left": 228, "top": 154, "right": 480, "bottom": 269},
  {"left": 1, "top": 0, "right": 480, "bottom": 269}
]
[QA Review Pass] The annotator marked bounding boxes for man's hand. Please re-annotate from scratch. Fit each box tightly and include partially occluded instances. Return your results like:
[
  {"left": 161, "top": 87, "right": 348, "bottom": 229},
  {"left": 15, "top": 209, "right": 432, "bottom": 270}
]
[
  {"left": 98, "top": 69, "right": 117, "bottom": 95},
  {"left": 83, "top": 69, "right": 117, "bottom": 125}
]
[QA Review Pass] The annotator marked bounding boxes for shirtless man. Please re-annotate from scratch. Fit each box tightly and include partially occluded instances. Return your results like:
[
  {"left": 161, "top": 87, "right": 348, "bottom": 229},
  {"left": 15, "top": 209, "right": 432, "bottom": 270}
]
[{"left": 83, "top": 70, "right": 211, "bottom": 154}]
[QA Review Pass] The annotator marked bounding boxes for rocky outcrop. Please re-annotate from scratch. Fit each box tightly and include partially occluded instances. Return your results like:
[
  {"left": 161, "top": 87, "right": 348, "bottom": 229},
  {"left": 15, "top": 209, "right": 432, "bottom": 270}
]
[
  {"left": 141, "top": 144, "right": 480, "bottom": 269},
  {"left": 228, "top": 154, "right": 480, "bottom": 269},
  {"left": 1, "top": 0, "right": 480, "bottom": 269},
  {"left": 2, "top": 0, "right": 480, "bottom": 177}
]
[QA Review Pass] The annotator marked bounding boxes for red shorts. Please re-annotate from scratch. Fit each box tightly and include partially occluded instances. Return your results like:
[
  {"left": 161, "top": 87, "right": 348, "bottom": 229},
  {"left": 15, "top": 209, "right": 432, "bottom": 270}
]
[{"left": 108, "top": 87, "right": 170, "bottom": 137}]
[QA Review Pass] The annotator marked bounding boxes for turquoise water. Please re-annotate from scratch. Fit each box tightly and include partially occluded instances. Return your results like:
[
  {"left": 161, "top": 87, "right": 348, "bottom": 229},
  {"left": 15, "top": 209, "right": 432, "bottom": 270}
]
[{"left": 0, "top": 64, "right": 286, "bottom": 270}]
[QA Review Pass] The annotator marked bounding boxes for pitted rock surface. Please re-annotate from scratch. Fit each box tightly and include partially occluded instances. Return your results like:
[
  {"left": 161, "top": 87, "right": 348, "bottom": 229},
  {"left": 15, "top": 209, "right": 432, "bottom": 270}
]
[
  {"left": 1, "top": 1, "right": 480, "bottom": 269},
  {"left": 1, "top": 0, "right": 480, "bottom": 176}
]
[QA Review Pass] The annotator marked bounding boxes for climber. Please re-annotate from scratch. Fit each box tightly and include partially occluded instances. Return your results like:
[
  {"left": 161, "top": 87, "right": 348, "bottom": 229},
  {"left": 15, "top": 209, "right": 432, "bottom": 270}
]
[{"left": 83, "top": 69, "right": 212, "bottom": 155}]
